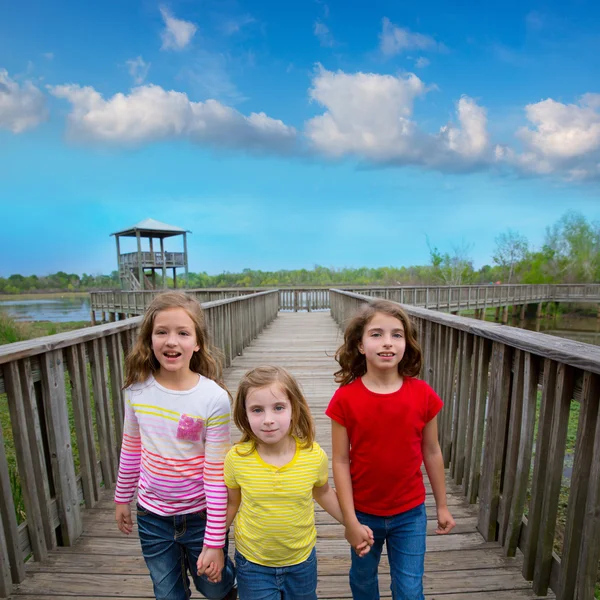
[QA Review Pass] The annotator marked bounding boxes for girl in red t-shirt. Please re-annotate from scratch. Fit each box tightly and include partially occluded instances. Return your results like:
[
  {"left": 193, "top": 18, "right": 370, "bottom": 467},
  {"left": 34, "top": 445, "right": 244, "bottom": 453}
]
[{"left": 326, "top": 299, "right": 455, "bottom": 600}]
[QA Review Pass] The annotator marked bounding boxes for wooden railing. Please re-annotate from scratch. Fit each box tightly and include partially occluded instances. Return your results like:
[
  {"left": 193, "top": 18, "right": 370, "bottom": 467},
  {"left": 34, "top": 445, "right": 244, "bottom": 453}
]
[
  {"left": 0, "top": 290, "right": 279, "bottom": 599},
  {"left": 339, "top": 283, "right": 600, "bottom": 310},
  {"left": 90, "top": 288, "right": 264, "bottom": 317},
  {"left": 119, "top": 251, "right": 185, "bottom": 268},
  {"left": 330, "top": 289, "right": 600, "bottom": 600},
  {"left": 91, "top": 284, "right": 600, "bottom": 318},
  {"left": 278, "top": 288, "right": 331, "bottom": 311}
]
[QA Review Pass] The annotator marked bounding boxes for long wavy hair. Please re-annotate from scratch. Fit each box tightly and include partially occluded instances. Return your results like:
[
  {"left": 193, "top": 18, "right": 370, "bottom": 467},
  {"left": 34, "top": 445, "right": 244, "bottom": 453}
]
[
  {"left": 233, "top": 365, "right": 315, "bottom": 455},
  {"left": 334, "top": 299, "right": 422, "bottom": 386},
  {"left": 123, "top": 291, "right": 225, "bottom": 389}
]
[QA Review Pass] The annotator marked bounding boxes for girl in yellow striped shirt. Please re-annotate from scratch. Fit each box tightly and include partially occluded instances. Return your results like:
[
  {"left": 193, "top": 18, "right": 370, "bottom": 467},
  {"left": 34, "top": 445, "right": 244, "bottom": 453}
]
[{"left": 224, "top": 366, "right": 373, "bottom": 600}]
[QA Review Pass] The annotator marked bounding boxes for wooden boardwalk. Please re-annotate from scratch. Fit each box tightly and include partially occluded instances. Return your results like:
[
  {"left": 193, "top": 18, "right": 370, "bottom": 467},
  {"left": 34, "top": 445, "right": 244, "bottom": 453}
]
[{"left": 12, "top": 311, "right": 554, "bottom": 599}]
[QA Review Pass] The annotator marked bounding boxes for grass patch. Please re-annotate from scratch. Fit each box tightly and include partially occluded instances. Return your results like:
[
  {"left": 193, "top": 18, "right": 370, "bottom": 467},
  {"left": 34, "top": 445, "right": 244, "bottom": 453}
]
[
  {"left": 0, "top": 313, "right": 91, "bottom": 346},
  {"left": 0, "top": 313, "right": 26, "bottom": 344}
]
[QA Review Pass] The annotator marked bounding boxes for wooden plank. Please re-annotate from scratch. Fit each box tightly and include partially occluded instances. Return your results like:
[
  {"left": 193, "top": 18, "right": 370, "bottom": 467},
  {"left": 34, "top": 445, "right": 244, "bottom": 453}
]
[
  {"left": 64, "top": 344, "right": 97, "bottom": 509},
  {"left": 88, "top": 339, "right": 115, "bottom": 489},
  {"left": 17, "top": 359, "right": 56, "bottom": 551},
  {"left": 442, "top": 328, "right": 459, "bottom": 467},
  {"left": 498, "top": 349, "right": 525, "bottom": 546},
  {"left": 478, "top": 342, "right": 512, "bottom": 541},
  {"left": 462, "top": 335, "right": 480, "bottom": 496},
  {"left": 454, "top": 333, "right": 474, "bottom": 486},
  {"left": 575, "top": 374, "right": 600, "bottom": 599},
  {"left": 2, "top": 361, "right": 48, "bottom": 562},
  {"left": 467, "top": 338, "right": 492, "bottom": 504},
  {"left": 106, "top": 335, "right": 125, "bottom": 459},
  {"left": 522, "top": 359, "right": 557, "bottom": 581},
  {"left": 558, "top": 371, "right": 600, "bottom": 599},
  {"left": 0, "top": 412, "right": 25, "bottom": 587},
  {"left": 504, "top": 353, "right": 540, "bottom": 557},
  {"left": 39, "top": 350, "right": 83, "bottom": 545},
  {"left": 532, "top": 364, "right": 574, "bottom": 595}
]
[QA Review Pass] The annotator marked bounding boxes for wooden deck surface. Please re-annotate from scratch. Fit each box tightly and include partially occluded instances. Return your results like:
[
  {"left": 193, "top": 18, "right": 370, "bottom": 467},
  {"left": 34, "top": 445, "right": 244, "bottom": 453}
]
[{"left": 13, "top": 311, "right": 554, "bottom": 599}]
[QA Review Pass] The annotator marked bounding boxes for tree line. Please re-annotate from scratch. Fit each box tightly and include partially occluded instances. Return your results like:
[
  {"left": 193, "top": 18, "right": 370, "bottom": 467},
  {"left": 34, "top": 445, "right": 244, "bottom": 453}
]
[{"left": 2, "top": 211, "right": 598, "bottom": 294}]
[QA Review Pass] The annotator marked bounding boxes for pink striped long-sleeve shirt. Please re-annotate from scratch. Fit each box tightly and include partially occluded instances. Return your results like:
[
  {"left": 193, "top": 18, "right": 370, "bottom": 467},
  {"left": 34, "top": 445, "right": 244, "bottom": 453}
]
[{"left": 114, "top": 375, "right": 231, "bottom": 548}]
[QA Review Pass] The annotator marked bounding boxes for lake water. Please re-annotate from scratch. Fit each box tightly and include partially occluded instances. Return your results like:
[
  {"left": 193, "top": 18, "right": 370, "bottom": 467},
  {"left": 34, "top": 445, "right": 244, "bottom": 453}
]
[{"left": 0, "top": 296, "right": 91, "bottom": 323}]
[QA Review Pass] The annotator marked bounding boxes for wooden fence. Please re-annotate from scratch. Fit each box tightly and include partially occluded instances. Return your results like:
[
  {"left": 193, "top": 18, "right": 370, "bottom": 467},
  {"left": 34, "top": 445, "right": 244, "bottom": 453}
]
[
  {"left": 330, "top": 289, "right": 600, "bottom": 600},
  {"left": 91, "top": 284, "right": 600, "bottom": 317},
  {"left": 0, "top": 290, "right": 279, "bottom": 599}
]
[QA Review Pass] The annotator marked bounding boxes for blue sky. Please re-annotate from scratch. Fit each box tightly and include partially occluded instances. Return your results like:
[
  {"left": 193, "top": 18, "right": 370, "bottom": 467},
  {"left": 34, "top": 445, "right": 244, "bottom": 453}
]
[{"left": 1, "top": 0, "right": 599, "bottom": 277}]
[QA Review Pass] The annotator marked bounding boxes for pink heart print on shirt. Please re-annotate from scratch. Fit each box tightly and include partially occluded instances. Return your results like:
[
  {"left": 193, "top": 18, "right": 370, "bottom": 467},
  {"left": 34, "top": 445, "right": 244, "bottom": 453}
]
[{"left": 176, "top": 414, "right": 204, "bottom": 441}]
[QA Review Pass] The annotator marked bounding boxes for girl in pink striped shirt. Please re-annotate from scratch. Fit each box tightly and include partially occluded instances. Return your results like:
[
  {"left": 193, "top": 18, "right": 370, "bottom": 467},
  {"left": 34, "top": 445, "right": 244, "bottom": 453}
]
[{"left": 114, "top": 291, "right": 237, "bottom": 600}]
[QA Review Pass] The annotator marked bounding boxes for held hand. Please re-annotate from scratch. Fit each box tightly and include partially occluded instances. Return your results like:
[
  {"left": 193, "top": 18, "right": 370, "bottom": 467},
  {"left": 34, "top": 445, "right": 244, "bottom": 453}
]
[
  {"left": 115, "top": 503, "right": 133, "bottom": 535},
  {"left": 197, "top": 547, "right": 224, "bottom": 583},
  {"left": 345, "top": 522, "right": 373, "bottom": 557},
  {"left": 435, "top": 506, "right": 456, "bottom": 535},
  {"left": 354, "top": 525, "right": 375, "bottom": 557}
]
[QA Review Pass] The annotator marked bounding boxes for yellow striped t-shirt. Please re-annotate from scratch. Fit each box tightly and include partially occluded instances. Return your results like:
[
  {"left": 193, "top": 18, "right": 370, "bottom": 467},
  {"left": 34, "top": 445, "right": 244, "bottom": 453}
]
[{"left": 224, "top": 439, "right": 328, "bottom": 567}]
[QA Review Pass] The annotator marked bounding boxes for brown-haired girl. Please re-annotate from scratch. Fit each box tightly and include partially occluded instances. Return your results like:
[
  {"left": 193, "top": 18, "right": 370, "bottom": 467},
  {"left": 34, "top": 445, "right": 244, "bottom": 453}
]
[
  {"left": 224, "top": 366, "right": 373, "bottom": 600},
  {"left": 114, "top": 291, "right": 237, "bottom": 600},
  {"left": 326, "top": 300, "right": 455, "bottom": 600}
]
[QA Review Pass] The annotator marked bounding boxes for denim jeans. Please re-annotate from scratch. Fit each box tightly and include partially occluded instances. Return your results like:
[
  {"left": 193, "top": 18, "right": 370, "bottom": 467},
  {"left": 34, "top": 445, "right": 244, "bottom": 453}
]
[
  {"left": 234, "top": 547, "right": 317, "bottom": 600},
  {"left": 350, "top": 503, "right": 427, "bottom": 600},
  {"left": 136, "top": 504, "right": 236, "bottom": 600}
]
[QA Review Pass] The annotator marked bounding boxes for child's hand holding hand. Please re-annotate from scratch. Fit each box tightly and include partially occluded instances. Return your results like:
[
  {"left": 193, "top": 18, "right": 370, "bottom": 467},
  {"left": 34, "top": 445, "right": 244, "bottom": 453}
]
[
  {"left": 345, "top": 521, "right": 373, "bottom": 557},
  {"left": 115, "top": 503, "right": 133, "bottom": 535},
  {"left": 435, "top": 506, "right": 456, "bottom": 535},
  {"left": 354, "top": 524, "right": 375, "bottom": 557},
  {"left": 197, "top": 547, "right": 224, "bottom": 583}
]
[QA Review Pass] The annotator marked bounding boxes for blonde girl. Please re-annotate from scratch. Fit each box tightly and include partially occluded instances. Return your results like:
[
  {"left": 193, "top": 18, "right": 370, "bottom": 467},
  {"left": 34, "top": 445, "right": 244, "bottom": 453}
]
[
  {"left": 326, "top": 299, "right": 455, "bottom": 600},
  {"left": 114, "top": 291, "right": 237, "bottom": 600},
  {"left": 225, "top": 366, "right": 373, "bottom": 600}
]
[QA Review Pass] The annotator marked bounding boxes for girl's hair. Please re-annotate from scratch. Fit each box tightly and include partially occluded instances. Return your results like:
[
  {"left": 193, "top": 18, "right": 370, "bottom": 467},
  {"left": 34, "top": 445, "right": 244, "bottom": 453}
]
[
  {"left": 233, "top": 365, "right": 315, "bottom": 454},
  {"left": 123, "top": 291, "right": 224, "bottom": 389},
  {"left": 334, "top": 299, "right": 422, "bottom": 386}
]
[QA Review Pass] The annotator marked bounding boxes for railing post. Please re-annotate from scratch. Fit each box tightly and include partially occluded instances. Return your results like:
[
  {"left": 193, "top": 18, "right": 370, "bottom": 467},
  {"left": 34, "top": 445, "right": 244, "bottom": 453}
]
[{"left": 40, "top": 350, "right": 83, "bottom": 545}]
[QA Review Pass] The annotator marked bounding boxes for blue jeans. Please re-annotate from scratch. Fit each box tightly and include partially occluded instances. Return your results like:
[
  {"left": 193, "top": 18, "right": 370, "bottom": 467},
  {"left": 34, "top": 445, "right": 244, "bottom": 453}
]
[
  {"left": 235, "top": 548, "right": 317, "bottom": 600},
  {"left": 136, "top": 504, "right": 236, "bottom": 600},
  {"left": 350, "top": 503, "right": 427, "bottom": 600}
]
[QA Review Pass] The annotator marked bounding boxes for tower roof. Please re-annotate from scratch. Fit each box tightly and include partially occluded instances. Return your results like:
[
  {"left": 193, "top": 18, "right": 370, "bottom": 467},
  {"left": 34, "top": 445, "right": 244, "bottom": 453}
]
[{"left": 111, "top": 218, "right": 191, "bottom": 238}]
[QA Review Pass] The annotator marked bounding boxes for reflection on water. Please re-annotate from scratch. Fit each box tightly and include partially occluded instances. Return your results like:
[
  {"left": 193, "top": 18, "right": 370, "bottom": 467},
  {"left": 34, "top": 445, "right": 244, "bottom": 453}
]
[
  {"left": 0, "top": 296, "right": 91, "bottom": 323},
  {"left": 517, "top": 314, "right": 600, "bottom": 346}
]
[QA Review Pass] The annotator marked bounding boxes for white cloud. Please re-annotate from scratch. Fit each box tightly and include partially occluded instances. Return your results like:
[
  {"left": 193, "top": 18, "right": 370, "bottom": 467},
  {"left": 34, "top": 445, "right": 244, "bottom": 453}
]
[
  {"left": 518, "top": 95, "right": 600, "bottom": 159},
  {"left": 305, "top": 67, "right": 490, "bottom": 170},
  {"left": 414, "top": 57, "right": 430, "bottom": 68},
  {"left": 379, "top": 17, "right": 444, "bottom": 56},
  {"left": 43, "top": 52, "right": 54, "bottom": 61},
  {"left": 497, "top": 94, "right": 600, "bottom": 180},
  {"left": 49, "top": 82, "right": 296, "bottom": 153},
  {"left": 220, "top": 14, "right": 255, "bottom": 35},
  {"left": 439, "top": 96, "right": 489, "bottom": 159},
  {"left": 126, "top": 56, "right": 150, "bottom": 85},
  {"left": 314, "top": 20, "right": 334, "bottom": 47},
  {"left": 160, "top": 6, "right": 197, "bottom": 51},
  {"left": 0, "top": 69, "right": 48, "bottom": 133}
]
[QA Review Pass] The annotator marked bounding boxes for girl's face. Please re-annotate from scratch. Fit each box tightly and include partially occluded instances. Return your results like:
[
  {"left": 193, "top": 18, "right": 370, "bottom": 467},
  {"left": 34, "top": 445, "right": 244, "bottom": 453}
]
[
  {"left": 359, "top": 312, "right": 406, "bottom": 373},
  {"left": 245, "top": 383, "right": 293, "bottom": 447},
  {"left": 151, "top": 308, "right": 200, "bottom": 375}
]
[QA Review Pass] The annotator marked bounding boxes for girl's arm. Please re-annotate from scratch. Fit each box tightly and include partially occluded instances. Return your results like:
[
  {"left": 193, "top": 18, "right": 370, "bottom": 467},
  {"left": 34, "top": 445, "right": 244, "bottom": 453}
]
[
  {"left": 313, "top": 482, "right": 343, "bottom": 523},
  {"left": 197, "top": 392, "right": 231, "bottom": 582},
  {"left": 331, "top": 420, "right": 373, "bottom": 551},
  {"left": 226, "top": 487, "right": 241, "bottom": 529},
  {"left": 114, "top": 393, "right": 140, "bottom": 535},
  {"left": 422, "top": 416, "right": 456, "bottom": 534}
]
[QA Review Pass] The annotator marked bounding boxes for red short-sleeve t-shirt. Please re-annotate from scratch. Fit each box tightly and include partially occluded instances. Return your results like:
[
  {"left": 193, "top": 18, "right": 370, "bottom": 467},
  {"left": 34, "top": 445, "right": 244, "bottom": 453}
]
[{"left": 326, "top": 376, "right": 443, "bottom": 517}]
